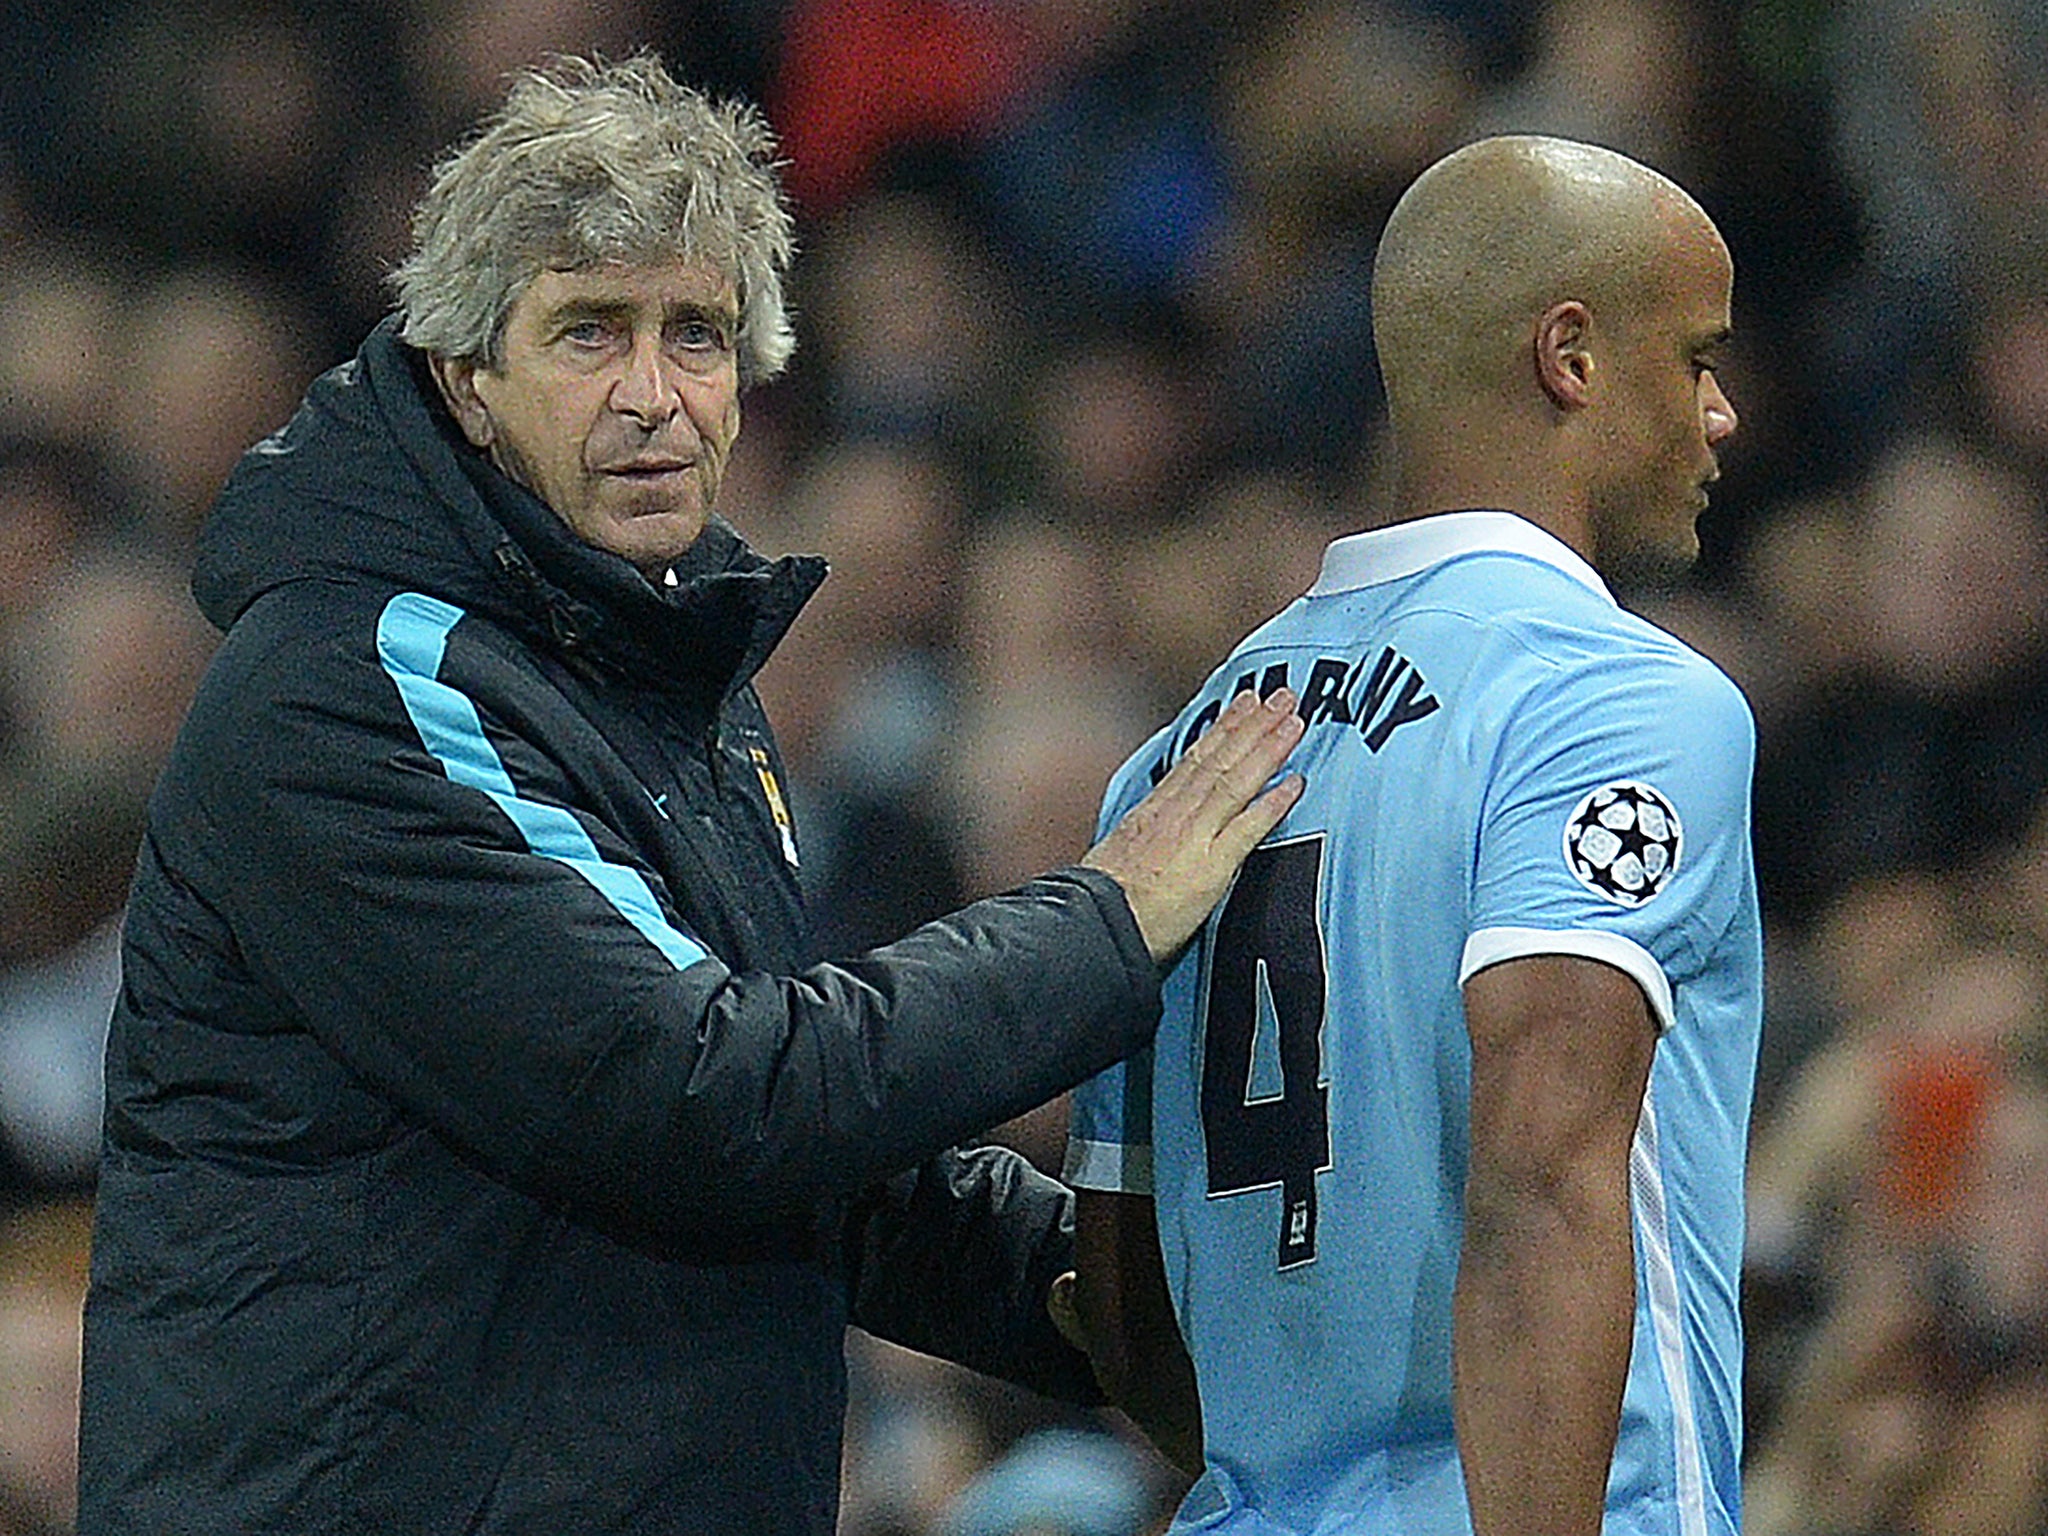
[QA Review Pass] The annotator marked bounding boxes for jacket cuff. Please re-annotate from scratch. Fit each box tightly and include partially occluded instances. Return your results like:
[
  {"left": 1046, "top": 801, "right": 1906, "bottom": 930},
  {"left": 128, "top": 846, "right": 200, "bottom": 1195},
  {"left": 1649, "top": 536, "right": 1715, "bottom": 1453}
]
[{"left": 1042, "top": 865, "right": 1159, "bottom": 993}]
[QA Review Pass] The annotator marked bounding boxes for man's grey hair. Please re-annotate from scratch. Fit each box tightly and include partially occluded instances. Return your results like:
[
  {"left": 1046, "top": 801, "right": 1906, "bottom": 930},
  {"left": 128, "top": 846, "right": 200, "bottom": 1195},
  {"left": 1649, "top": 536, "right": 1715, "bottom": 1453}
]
[{"left": 391, "top": 53, "right": 796, "bottom": 383}]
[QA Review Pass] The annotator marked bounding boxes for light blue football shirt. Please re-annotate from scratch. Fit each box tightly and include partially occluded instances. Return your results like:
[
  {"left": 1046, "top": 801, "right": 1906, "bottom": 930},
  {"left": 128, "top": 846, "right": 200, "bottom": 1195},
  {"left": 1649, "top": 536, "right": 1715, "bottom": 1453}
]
[{"left": 1067, "top": 511, "right": 1762, "bottom": 1536}]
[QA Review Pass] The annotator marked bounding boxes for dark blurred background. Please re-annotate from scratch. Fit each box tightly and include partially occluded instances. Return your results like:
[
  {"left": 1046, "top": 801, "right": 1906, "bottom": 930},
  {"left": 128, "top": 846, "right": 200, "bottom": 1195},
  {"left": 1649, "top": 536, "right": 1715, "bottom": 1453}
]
[{"left": 3, "top": 2, "right": 2047, "bottom": 1532}]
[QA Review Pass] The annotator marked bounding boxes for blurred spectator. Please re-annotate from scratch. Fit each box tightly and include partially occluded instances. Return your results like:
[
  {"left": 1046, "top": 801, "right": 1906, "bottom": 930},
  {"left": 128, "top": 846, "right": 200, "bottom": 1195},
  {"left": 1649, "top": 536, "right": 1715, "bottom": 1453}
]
[
  {"left": 938, "top": 671, "right": 1158, "bottom": 1175},
  {"left": 772, "top": 0, "right": 1038, "bottom": 217},
  {"left": 104, "top": 267, "right": 328, "bottom": 551},
  {"left": 844, "top": 1349, "right": 1173, "bottom": 1536},
  {"left": 941, "top": 673, "right": 1158, "bottom": 928},
  {"left": 1018, "top": 335, "right": 1214, "bottom": 531},
  {"left": 1967, "top": 292, "right": 2048, "bottom": 476},
  {"left": 757, "top": 440, "right": 965, "bottom": 750},
  {"left": 953, "top": 517, "right": 1126, "bottom": 698},
  {"left": 21, "top": 1, "right": 399, "bottom": 359},
  {"left": 1727, "top": 493, "right": 1868, "bottom": 729},
  {"left": 1812, "top": 0, "right": 2048, "bottom": 471},
  {"left": 0, "top": 439, "right": 118, "bottom": 653},
  {"left": 1747, "top": 942, "right": 2042, "bottom": 1270},
  {"left": 1748, "top": 1071, "right": 2048, "bottom": 1536},
  {"left": 1193, "top": 1, "right": 1476, "bottom": 486},
  {"left": 0, "top": 924, "right": 118, "bottom": 1198},
  {"left": 752, "top": 440, "right": 973, "bottom": 956},
  {"left": 1743, "top": 911, "right": 2048, "bottom": 1438},
  {"left": 1471, "top": 0, "right": 1710, "bottom": 179},
  {"left": 324, "top": 143, "right": 437, "bottom": 350},
  {"left": 842, "top": 1338, "right": 1001, "bottom": 1536},
  {"left": 1, "top": 547, "right": 219, "bottom": 786},
  {"left": 1116, "top": 469, "right": 1330, "bottom": 710},
  {"left": 0, "top": 547, "right": 215, "bottom": 1198},
  {"left": 0, "top": 1199, "right": 91, "bottom": 1535},
  {"left": 0, "top": 253, "right": 123, "bottom": 459},
  {"left": 1219, "top": 1, "right": 1472, "bottom": 231},
  {"left": 1752, "top": 436, "right": 2048, "bottom": 926},
  {"left": 966, "top": 0, "right": 1231, "bottom": 325},
  {"left": 1689, "top": 4, "right": 1861, "bottom": 521},
  {"left": 1858, "top": 438, "right": 2048, "bottom": 699},
  {"left": 397, "top": 0, "right": 660, "bottom": 141},
  {"left": 795, "top": 191, "right": 1025, "bottom": 464}
]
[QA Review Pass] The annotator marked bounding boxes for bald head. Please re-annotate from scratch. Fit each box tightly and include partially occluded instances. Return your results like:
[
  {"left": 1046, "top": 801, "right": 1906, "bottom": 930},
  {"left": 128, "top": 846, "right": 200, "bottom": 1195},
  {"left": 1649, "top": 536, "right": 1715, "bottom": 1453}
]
[{"left": 1372, "top": 136, "right": 1713, "bottom": 433}]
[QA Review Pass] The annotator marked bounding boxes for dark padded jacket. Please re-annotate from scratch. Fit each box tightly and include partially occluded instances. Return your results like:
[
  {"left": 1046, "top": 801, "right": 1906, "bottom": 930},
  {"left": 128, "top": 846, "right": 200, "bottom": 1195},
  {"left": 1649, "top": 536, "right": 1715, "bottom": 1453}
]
[{"left": 77, "top": 319, "right": 1163, "bottom": 1536}]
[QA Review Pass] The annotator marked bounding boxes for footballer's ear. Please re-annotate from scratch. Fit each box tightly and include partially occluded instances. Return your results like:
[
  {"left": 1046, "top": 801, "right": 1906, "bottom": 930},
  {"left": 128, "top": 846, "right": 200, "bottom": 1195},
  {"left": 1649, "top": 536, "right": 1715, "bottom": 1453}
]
[
  {"left": 428, "top": 354, "right": 495, "bottom": 450},
  {"left": 1534, "top": 301, "right": 1595, "bottom": 412}
]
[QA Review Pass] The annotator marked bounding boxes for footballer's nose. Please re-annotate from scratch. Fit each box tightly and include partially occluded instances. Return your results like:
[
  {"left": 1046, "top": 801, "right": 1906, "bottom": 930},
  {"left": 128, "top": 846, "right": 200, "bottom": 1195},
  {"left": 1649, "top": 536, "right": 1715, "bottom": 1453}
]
[{"left": 1703, "top": 372, "right": 1738, "bottom": 446}]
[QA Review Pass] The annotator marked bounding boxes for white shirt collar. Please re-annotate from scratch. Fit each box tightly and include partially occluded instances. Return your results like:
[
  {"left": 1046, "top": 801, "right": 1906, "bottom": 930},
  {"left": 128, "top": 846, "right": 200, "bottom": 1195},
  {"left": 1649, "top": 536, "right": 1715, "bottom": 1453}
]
[{"left": 1310, "top": 510, "right": 1614, "bottom": 605}]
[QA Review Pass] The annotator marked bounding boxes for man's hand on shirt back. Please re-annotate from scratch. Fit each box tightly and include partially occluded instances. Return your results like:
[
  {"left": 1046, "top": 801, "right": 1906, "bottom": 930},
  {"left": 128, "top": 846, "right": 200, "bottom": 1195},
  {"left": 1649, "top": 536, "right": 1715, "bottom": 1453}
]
[{"left": 1083, "top": 688, "right": 1304, "bottom": 964}]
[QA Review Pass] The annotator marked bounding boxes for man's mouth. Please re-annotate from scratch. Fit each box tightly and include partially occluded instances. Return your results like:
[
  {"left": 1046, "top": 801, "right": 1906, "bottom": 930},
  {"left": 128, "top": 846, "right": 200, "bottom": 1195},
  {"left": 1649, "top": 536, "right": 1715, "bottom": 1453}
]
[{"left": 607, "top": 460, "right": 694, "bottom": 478}]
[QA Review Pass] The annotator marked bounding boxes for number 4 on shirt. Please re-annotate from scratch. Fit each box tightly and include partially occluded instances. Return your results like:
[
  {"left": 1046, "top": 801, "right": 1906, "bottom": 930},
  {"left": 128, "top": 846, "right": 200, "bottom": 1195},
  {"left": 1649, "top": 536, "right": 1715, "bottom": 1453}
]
[{"left": 1199, "top": 833, "right": 1333, "bottom": 1270}]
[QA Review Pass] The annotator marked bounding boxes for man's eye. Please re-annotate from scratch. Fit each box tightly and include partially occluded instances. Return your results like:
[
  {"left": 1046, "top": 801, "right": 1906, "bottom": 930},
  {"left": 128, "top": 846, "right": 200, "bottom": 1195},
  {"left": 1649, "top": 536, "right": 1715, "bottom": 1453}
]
[
  {"left": 673, "top": 320, "right": 727, "bottom": 350},
  {"left": 563, "top": 320, "right": 615, "bottom": 347}
]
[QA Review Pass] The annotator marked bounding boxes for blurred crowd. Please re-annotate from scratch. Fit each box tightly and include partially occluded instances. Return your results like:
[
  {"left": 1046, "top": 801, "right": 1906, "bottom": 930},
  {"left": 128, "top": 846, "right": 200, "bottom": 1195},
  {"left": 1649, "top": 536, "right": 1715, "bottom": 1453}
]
[{"left": 1, "top": 0, "right": 2046, "bottom": 1532}]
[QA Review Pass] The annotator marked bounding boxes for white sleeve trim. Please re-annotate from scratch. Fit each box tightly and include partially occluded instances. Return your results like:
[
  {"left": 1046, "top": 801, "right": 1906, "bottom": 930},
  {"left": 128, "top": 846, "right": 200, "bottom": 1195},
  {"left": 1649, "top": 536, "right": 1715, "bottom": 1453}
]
[
  {"left": 1062, "top": 1138, "right": 1154, "bottom": 1195},
  {"left": 1460, "top": 926, "right": 1676, "bottom": 1033}
]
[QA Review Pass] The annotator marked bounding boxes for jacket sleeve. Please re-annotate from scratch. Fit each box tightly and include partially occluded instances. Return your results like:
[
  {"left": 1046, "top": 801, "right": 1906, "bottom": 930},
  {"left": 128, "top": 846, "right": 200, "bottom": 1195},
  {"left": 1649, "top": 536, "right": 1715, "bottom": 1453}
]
[
  {"left": 846, "top": 1146, "right": 1104, "bottom": 1405},
  {"left": 182, "top": 593, "right": 1164, "bottom": 1238}
]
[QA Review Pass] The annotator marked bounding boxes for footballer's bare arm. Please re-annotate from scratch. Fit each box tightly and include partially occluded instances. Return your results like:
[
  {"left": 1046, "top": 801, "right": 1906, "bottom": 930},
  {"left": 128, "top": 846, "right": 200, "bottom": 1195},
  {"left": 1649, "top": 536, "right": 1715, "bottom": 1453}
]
[
  {"left": 1060, "top": 1189, "right": 1203, "bottom": 1477},
  {"left": 1455, "top": 954, "right": 1657, "bottom": 1536}
]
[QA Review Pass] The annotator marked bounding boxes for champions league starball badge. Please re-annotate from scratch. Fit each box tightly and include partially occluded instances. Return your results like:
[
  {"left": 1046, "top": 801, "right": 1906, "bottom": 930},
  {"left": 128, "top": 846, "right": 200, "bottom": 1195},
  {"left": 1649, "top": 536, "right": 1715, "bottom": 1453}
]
[{"left": 1563, "top": 781, "right": 1682, "bottom": 907}]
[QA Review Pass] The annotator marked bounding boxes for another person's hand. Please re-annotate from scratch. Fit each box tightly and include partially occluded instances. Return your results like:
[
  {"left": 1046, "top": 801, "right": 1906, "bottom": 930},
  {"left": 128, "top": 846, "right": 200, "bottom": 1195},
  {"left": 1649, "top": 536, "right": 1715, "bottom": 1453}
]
[{"left": 1083, "top": 688, "right": 1304, "bottom": 963}]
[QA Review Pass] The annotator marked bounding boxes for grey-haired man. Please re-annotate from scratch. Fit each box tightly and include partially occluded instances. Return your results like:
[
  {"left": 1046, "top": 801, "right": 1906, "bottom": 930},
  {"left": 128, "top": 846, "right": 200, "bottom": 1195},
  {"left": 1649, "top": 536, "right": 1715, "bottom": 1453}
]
[{"left": 78, "top": 55, "right": 1301, "bottom": 1536}]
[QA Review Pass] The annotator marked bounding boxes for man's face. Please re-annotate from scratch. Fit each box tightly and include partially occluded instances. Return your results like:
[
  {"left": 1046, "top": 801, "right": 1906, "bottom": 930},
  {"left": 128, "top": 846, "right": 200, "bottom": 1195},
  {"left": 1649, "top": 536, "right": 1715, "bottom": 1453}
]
[
  {"left": 1588, "top": 212, "right": 1739, "bottom": 580},
  {"left": 436, "top": 260, "right": 742, "bottom": 572}
]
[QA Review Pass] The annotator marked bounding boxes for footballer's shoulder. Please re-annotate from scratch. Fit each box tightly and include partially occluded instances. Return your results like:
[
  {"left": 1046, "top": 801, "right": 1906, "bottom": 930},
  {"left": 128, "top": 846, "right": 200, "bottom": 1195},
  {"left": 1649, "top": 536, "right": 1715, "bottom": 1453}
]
[{"left": 1618, "top": 606, "right": 1755, "bottom": 715}]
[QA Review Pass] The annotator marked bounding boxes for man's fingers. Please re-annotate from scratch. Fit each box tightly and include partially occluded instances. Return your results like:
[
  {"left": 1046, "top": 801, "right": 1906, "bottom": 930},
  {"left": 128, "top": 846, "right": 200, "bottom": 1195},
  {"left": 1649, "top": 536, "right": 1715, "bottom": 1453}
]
[
  {"left": 1172, "top": 688, "right": 1284, "bottom": 783},
  {"left": 1175, "top": 688, "right": 1265, "bottom": 772},
  {"left": 1151, "top": 688, "right": 1301, "bottom": 830},
  {"left": 1214, "top": 773, "right": 1307, "bottom": 865},
  {"left": 1080, "top": 686, "right": 1307, "bottom": 963},
  {"left": 1191, "top": 692, "right": 1303, "bottom": 830}
]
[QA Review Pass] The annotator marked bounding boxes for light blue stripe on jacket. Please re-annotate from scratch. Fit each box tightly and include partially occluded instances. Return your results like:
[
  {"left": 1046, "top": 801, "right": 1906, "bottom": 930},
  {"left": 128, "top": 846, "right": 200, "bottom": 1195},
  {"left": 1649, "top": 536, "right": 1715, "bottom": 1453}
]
[{"left": 375, "top": 590, "right": 710, "bottom": 973}]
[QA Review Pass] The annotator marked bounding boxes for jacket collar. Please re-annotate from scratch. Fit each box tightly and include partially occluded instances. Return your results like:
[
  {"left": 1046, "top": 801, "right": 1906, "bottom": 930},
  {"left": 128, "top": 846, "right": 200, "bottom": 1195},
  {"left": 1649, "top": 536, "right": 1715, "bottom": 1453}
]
[{"left": 455, "top": 420, "right": 824, "bottom": 706}]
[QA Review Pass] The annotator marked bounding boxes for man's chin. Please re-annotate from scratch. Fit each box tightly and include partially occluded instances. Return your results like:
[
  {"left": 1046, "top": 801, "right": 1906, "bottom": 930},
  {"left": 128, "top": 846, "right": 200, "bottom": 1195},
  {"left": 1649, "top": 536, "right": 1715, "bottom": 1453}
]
[
  {"left": 1604, "top": 529, "right": 1701, "bottom": 595},
  {"left": 575, "top": 500, "right": 711, "bottom": 571}
]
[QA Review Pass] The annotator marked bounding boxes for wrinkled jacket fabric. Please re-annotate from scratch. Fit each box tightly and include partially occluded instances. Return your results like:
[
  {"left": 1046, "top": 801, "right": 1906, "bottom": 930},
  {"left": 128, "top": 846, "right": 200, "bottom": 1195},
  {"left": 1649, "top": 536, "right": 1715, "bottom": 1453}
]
[{"left": 78, "top": 318, "right": 1161, "bottom": 1536}]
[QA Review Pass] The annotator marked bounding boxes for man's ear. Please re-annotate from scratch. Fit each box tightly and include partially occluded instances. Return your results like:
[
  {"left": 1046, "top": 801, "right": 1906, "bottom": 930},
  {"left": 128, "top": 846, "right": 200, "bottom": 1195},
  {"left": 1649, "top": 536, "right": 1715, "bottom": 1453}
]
[
  {"left": 1534, "top": 300, "right": 1595, "bottom": 412},
  {"left": 428, "top": 354, "right": 495, "bottom": 450}
]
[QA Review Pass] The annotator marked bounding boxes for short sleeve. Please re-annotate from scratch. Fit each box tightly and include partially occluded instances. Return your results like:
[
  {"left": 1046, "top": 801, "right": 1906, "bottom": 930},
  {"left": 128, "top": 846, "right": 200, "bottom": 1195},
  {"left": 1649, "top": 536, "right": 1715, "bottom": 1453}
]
[
  {"left": 1062, "top": 752, "right": 1172, "bottom": 1194},
  {"left": 1062, "top": 1046, "right": 1155, "bottom": 1194},
  {"left": 1462, "top": 645, "right": 1756, "bottom": 1032}
]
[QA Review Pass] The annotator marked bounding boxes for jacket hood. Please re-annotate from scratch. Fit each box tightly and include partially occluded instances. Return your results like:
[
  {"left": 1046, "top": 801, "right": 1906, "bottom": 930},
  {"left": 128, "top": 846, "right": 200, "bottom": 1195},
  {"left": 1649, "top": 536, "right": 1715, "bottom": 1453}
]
[{"left": 194, "top": 316, "right": 825, "bottom": 704}]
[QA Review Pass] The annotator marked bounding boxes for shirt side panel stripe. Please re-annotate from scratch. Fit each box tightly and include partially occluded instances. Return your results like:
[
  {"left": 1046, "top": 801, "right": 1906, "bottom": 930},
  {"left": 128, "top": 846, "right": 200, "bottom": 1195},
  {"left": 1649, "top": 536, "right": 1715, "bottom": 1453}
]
[
  {"left": 374, "top": 590, "right": 709, "bottom": 973},
  {"left": 1062, "top": 1139, "right": 1154, "bottom": 1195},
  {"left": 1632, "top": 1087, "right": 1709, "bottom": 1536}
]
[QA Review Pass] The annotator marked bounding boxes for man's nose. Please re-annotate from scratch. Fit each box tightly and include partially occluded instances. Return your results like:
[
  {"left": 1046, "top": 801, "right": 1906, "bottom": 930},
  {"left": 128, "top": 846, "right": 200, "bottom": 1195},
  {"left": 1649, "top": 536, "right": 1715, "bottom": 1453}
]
[
  {"left": 1703, "top": 374, "right": 1738, "bottom": 445},
  {"left": 611, "top": 336, "right": 679, "bottom": 425}
]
